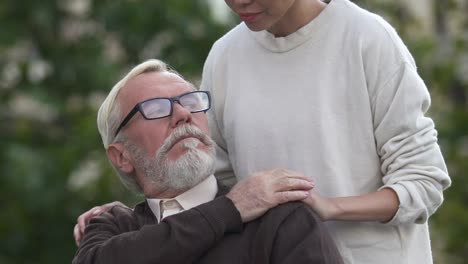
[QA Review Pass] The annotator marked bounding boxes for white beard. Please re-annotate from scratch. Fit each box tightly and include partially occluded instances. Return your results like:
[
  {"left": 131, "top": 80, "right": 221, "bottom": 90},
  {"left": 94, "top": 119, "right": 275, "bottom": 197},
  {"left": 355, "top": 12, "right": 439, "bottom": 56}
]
[
  {"left": 154, "top": 138, "right": 215, "bottom": 190},
  {"left": 127, "top": 125, "right": 216, "bottom": 193}
]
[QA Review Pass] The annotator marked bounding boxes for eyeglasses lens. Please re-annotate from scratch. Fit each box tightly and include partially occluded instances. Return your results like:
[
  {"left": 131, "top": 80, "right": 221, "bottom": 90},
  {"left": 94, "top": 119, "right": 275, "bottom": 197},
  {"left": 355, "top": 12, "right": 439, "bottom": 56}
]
[{"left": 141, "top": 92, "right": 209, "bottom": 119}]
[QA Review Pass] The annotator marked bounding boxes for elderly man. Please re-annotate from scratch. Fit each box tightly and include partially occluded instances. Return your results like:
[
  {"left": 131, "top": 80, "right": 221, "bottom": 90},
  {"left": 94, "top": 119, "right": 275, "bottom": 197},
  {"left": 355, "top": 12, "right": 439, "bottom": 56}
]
[{"left": 72, "top": 59, "right": 343, "bottom": 264}]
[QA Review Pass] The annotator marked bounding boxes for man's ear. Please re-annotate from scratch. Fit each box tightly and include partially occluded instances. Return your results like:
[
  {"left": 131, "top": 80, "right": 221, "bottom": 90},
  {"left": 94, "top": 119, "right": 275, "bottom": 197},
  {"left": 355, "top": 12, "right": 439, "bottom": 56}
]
[{"left": 106, "top": 143, "right": 134, "bottom": 174}]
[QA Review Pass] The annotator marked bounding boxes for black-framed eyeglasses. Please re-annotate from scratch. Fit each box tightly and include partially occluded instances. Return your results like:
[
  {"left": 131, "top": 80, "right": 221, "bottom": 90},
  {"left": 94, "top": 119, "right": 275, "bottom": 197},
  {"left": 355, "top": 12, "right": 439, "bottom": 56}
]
[{"left": 114, "top": 91, "right": 211, "bottom": 137}]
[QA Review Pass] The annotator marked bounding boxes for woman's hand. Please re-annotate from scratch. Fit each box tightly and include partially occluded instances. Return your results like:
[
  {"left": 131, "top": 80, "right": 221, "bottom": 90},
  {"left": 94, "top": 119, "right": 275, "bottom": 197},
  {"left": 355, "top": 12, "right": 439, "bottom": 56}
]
[
  {"left": 226, "top": 168, "right": 315, "bottom": 222},
  {"left": 303, "top": 190, "right": 342, "bottom": 221}
]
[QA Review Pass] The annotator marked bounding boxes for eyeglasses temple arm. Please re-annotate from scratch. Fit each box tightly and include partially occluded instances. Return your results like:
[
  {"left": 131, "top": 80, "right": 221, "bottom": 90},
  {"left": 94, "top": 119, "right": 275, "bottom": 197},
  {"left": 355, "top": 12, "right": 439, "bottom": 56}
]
[{"left": 114, "top": 106, "right": 139, "bottom": 137}]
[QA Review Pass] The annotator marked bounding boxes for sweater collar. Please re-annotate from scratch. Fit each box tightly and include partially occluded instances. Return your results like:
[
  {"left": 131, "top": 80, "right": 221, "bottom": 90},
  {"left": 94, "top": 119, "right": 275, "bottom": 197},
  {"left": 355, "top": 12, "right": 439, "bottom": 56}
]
[{"left": 247, "top": 0, "right": 337, "bottom": 53}]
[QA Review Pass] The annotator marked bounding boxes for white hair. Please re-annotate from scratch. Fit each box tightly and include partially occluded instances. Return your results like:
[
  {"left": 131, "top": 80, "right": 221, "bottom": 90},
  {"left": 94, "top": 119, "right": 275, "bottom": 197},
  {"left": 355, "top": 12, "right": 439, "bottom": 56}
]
[{"left": 97, "top": 59, "right": 173, "bottom": 149}]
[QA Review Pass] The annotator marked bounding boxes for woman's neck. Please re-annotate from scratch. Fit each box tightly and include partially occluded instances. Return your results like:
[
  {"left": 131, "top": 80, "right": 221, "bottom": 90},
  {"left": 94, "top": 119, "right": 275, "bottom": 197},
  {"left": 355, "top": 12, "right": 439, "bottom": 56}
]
[{"left": 268, "top": 0, "right": 328, "bottom": 37}]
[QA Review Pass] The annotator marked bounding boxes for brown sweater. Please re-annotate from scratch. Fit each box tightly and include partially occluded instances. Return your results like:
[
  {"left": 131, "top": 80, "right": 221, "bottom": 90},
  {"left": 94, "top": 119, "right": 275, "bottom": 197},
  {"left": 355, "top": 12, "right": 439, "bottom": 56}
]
[{"left": 73, "top": 195, "right": 343, "bottom": 264}]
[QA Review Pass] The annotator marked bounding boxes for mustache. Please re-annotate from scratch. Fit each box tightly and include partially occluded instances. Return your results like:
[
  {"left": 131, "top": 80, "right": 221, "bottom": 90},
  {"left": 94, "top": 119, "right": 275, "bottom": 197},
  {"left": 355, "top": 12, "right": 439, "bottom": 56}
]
[{"left": 159, "top": 125, "right": 213, "bottom": 154}]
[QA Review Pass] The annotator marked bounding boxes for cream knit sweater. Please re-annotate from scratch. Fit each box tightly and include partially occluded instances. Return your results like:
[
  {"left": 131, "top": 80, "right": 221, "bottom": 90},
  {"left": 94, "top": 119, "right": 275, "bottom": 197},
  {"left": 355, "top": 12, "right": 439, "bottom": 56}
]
[{"left": 201, "top": 0, "right": 451, "bottom": 263}]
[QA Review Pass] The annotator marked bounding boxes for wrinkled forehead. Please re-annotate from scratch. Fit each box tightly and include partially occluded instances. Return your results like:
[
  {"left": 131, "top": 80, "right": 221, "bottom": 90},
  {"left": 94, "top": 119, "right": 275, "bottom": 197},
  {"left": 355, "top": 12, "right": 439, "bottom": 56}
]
[{"left": 118, "top": 71, "right": 195, "bottom": 109}]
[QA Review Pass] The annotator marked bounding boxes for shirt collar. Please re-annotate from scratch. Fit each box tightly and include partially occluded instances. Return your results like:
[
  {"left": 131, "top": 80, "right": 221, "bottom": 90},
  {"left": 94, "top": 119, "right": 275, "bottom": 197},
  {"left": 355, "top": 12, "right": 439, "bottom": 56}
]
[{"left": 146, "top": 175, "right": 218, "bottom": 222}]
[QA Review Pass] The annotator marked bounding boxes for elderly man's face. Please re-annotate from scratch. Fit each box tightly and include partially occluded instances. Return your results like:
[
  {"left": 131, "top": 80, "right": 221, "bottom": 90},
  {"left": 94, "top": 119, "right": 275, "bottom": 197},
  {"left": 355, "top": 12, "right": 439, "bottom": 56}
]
[
  {"left": 115, "top": 71, "right": 214, "bottom": 196},
  {"left": 118, "top": 71, "right": 211, "bottom": 161}
]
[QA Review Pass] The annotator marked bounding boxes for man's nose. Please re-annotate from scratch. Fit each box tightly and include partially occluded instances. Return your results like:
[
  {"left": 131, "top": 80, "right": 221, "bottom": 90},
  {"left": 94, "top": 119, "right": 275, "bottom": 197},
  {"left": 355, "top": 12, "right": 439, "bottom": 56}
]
[{"left": 170, "top": 102, "right": 192, "bottom": 127}]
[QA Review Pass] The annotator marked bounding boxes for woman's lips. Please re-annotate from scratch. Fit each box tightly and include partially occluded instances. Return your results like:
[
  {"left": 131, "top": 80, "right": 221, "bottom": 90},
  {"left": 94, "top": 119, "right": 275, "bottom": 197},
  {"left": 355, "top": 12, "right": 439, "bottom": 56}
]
[{"left": 239, "top": 12, "right": 261, "bottom": 22}]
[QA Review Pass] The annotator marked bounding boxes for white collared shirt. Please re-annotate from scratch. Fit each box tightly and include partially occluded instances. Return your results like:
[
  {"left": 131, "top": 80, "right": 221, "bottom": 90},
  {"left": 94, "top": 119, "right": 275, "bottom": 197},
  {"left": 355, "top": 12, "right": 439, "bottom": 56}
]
[{"left": 146, "top": 175, "right": 218, "bottom": 223}]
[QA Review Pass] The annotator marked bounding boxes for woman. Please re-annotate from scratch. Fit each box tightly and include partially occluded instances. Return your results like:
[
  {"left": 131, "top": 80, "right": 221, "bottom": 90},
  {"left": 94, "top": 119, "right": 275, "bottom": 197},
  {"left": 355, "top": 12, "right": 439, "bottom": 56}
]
[
  {"left": 200, "top": 0, "right": 450, "bottom": 263},
  {"left": 76, "top": 1, "right": 450, "bottom": 263}
]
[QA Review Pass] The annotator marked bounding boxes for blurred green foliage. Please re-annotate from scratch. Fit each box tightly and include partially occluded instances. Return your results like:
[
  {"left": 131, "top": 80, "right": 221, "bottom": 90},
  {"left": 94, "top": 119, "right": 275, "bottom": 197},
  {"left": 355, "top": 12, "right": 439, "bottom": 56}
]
[
  {"left": 0, "top": 0, "right": 227, "bottom": 263},
  {"left": 0, "top": 0, "right": 466, "bottom": 263}
]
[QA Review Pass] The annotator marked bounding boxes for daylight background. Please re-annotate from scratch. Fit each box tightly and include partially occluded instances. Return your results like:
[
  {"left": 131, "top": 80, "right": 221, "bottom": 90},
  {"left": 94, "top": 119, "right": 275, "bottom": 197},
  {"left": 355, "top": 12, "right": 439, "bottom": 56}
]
[{"left": 0, "top": 0, "right": 467, "bottom": 263}]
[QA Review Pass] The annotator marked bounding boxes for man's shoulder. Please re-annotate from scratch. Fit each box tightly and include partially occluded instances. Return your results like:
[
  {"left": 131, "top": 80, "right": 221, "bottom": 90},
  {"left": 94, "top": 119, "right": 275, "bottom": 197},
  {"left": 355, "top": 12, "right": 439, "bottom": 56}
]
[
  {"left": 262, "top": 202, "right": 321, "bottom": 226},
  {"left": 107, "top": 204, "right": 135, "bottom": 218},
  {"left": 92, "top": 201, "right": 147, "bottom": 227},
  {"left": 243, "top": 202, "right": 326, "bottom": 250},
  {"left": 87, "top": 201, "right": 153, "bottom": 234}
]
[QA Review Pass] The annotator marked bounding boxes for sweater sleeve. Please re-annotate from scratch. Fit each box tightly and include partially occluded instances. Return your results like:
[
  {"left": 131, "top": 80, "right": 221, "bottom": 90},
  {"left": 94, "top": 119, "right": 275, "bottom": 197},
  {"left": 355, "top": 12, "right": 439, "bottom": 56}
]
[
  {"left": 200, "top": 42, "right": 237, "bottom": 187},
  {"left": 360, "top": 16, "right": 451, "bottom": 225},
  {"left": 372, "top": 62, "right": 451, "bottom": 225},
  {"left": 72, "top": 196, "right": 242, "bottom": 264}
]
